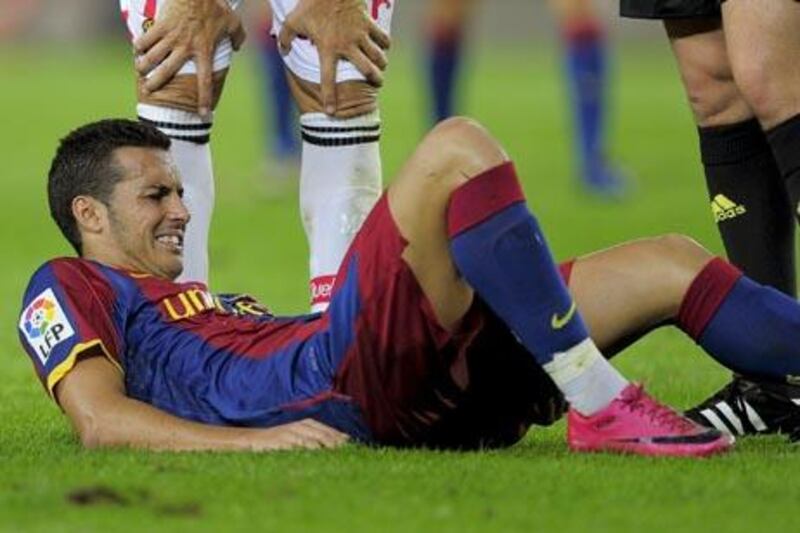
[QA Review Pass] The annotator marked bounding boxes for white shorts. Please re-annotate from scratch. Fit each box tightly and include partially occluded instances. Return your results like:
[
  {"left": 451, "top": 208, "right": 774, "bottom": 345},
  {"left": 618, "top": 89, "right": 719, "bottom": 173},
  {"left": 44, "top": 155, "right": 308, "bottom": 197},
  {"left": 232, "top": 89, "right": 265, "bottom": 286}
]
[
  {"left": 119, "top": 0, "right": 242, "bottom": 76},
  {"left": 269, "top": 0, "right": 395, "bottom": 84},
  {"left": 120, "top": 0, "right": 395, "bottom": 83}
]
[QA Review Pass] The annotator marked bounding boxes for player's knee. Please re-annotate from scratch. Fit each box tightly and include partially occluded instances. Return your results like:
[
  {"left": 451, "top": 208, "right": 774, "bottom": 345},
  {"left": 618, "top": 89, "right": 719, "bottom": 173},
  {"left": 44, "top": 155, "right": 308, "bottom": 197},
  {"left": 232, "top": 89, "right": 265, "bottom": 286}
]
[
  {"left": 287, "top": 74, "right": 379, "bottom": 118},
  {"left": 138, "top": 70, "right": 230, "bottom": 114},
  {"left": 681, "top": 63, "right": 749, "bottom": 126},
  {"left": 393, "top": 118, "right": 509, "bottom": 209},
  {"left": 731, "top": 62, "right": 794, "bottom": 128},
  {"left": 649, "top": 234, "right": 713, "bottom": 272},
  {"left": 424, "top": 117, "right": 508, "bottom": 182},
  {"left": 638, "top": 234, "right": 714, "bottom": 306}
]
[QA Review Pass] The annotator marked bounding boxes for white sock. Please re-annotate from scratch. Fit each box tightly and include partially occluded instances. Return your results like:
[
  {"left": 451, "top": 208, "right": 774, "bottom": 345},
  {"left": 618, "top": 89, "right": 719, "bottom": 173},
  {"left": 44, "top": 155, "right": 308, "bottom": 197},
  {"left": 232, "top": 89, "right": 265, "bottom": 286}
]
[
  {"left": 138, "top": 104, "right": 215, "bottom": 285},
  {"left": 543, "top": 338, "right": 629, "bottom": 416},
  {"left": 299, "top": 110, "right": 383, "bottom": 311}
]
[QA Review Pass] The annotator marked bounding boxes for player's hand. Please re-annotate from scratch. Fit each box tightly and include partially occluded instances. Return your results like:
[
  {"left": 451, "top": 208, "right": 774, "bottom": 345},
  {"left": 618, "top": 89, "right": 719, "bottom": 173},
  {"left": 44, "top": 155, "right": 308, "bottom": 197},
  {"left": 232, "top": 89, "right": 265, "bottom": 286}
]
[
  {"left": 252, "top": 419, "right": 350, "bottom": 451},
  {"left": 133, "top": 0, "right": 246, "bottom": 117},
  {"left": 278, "top": 0, "right": 391, "bottom": 116}
]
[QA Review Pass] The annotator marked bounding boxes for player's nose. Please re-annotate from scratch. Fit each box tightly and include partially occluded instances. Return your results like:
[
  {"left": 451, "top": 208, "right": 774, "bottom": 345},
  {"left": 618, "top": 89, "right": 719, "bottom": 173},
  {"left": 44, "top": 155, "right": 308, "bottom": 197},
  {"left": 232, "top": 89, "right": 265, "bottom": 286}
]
[{"left": 166, "top": 194, "right": 191, "bottom": 225}]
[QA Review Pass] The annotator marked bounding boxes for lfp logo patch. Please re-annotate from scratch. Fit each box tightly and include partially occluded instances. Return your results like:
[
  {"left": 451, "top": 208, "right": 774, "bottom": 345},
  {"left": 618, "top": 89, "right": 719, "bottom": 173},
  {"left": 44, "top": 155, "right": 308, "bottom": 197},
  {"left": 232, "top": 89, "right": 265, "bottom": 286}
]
[{"left": 19, "top": 288, "right": 75, "bottom": 365}]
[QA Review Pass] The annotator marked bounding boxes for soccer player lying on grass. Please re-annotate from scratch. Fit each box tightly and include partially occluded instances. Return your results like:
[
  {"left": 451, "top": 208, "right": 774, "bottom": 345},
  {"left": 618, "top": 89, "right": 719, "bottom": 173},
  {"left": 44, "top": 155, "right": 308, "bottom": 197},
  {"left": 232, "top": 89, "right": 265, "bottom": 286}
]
[{"left": 22, "top": 118, "right": 800, "bottom": 458}]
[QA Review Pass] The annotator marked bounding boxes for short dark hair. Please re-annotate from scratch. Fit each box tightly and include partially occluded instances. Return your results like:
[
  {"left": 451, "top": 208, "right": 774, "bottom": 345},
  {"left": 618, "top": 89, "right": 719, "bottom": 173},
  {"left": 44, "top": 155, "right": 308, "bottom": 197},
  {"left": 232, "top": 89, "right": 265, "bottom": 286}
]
[{"left": 48, "top": 119, "right": 171, "bottom": 254}]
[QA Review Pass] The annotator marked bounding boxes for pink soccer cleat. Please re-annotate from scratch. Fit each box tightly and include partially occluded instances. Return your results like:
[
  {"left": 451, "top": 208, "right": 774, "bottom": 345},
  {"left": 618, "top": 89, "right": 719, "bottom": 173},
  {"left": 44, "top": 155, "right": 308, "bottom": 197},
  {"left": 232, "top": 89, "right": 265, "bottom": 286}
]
[{"left": 567, "top": 384, "right": 734, "bottom": 457}]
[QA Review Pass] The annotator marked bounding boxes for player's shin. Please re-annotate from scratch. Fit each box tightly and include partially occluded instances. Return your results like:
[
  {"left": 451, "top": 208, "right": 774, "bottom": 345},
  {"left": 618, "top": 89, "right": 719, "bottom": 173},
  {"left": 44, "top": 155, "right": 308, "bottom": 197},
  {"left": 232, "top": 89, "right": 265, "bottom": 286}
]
[
  {"left": 300, "top": 111, "right": 382, "bottom": 312},
  {"left": 446, "top": 162, "right": 627, "bottom": 415},
  {"left": 699, "top": 119, "right": 795, "bottom": 295},
  {"left": 678, "top": 257, "right": 800, "bottom": 382},
  {"left": 139, "top": 104, "right": 214, "bottom": 284},
  {"left": 767, "top": 114, "right": 800, "bottom": 237}
]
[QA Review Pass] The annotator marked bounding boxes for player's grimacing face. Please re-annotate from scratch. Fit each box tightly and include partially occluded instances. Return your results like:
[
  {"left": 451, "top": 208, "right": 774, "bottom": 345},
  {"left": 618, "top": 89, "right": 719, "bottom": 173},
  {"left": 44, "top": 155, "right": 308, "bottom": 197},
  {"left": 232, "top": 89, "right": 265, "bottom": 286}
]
[{"left": 103, "top": 147, "right": 190, "bottom": 280}]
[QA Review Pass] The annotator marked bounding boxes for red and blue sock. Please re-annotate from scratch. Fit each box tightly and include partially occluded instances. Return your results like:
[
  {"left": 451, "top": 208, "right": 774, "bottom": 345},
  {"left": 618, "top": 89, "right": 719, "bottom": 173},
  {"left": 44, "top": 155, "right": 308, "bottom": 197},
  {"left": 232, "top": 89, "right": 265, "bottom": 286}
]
[
  {"left": 561, "top": 20, "right": 609, "bottom": 188},
  {"left": 447, "top": 163, "right": 590, "bottom": 364},
  {"left": 259, "top": 29, "right": 298, "bottom": 160},
  {"left": 679, "top": 258, "right": 800, "bottom": 382},
  {"left": 427, "top": 25, "right": 464, "bottom": 123}
]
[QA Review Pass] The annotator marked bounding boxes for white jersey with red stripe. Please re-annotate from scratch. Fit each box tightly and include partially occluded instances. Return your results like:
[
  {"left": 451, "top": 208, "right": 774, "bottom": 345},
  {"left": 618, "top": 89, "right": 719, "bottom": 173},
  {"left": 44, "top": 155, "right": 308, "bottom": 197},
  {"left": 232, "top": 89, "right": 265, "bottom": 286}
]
[
  {"left": 119, "top": 0, "right": 242, "bottom": 76},
  {"left": 270, "top": 0, "right": 395, "bottom": 84}
]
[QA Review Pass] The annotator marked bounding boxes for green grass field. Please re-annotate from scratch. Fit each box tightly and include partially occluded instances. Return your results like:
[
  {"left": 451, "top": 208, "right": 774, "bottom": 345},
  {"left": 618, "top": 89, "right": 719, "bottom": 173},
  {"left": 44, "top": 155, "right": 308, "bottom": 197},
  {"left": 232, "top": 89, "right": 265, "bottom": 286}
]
[{"left": 2, "top": 40, "right": 800, "bottom": 532}]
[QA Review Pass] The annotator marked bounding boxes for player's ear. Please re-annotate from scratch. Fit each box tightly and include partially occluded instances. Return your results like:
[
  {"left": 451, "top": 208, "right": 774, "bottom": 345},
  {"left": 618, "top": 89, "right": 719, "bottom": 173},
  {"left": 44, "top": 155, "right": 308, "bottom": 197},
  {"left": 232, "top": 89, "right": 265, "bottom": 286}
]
[{"left": 72, "top": 195, "right": 107, "bottom": 236}]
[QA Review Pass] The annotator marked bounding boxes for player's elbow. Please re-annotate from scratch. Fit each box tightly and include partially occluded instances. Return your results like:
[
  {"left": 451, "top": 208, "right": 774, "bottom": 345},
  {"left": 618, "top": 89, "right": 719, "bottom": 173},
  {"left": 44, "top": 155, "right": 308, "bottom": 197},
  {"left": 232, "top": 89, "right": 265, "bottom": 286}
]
[
  {"left": 71, "top": 410, "right": 107, "bottom": 449},
  {"left": 69, "top": 408, "right": 121, "bottom": 449},
  {"left": 72, "top": 415, "right": 102, "bottom": 449},
  {"left": 78, "top": 428, "right": 102, "bottom": 449}
]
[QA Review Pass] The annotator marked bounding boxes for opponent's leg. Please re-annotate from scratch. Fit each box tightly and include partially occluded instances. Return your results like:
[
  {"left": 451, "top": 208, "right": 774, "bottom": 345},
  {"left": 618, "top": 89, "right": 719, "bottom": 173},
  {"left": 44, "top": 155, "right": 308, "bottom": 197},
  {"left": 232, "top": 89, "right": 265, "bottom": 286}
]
[
  {"left": 723, "top": 0, "right": 800, "bottom": 245},
  {"left": 388, "top": 118, "right": 730, "bottom": 456},
  {"left": 122, "top": 0, "right": 241, "bottom": 284},
  {"left": 665, "top": 11, "right": 800, "bottom": 432},
  {"left": 299, "top": 109, "right": 383, "bottom": 310},
  {"left": 549, "top": 0, "right": 626, "bottom": 196},
  {"left": 665, "top": 18, "right": 795, "bottom": 295},
  {"left": 424, "top": 0, "right": 476, "bottom": 122},
  {"left": 270, "top": 0, "right": 393, "bottom": 311}
]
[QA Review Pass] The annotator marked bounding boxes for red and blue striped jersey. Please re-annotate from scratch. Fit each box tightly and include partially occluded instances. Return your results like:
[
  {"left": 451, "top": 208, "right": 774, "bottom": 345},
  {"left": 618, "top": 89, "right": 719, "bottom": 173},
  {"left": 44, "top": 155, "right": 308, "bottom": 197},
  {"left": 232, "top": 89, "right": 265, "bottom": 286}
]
[{"left": 18, "top": 257, "right": 366, "bottom": 434}]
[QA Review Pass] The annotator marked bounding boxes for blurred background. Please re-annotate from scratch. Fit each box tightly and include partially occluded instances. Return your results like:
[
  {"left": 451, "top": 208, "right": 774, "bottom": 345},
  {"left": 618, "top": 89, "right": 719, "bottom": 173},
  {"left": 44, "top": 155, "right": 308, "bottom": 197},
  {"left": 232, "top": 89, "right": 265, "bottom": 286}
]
[{"left": 0, "top": 1, "right": 661, "bottom": 41}]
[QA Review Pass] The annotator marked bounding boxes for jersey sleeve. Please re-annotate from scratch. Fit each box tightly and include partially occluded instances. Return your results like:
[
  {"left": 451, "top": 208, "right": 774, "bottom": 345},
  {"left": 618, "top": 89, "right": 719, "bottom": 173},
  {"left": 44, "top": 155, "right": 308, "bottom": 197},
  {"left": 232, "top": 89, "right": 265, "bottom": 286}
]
[{"left": 18, "top": 260, "right": 124, "bottom": 400}]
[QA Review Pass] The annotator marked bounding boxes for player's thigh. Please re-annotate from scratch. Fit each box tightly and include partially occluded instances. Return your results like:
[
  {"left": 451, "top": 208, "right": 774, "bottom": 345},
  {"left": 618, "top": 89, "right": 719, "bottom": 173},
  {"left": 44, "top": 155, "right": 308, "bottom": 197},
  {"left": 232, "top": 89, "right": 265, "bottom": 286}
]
[
  {"left": 270, "top": 0, "right": 395, "bottom": 85},
  {"left": 664, "top": 17, "right": 752, "bottom": 126},
  {"left": 722, "top": 0, "right": 800, "bottom": 127},
  {"left": 121, "top": 0, "right": 237, "bottom": 111},
  {"left": 567, "top": 235, "right": 713, "bottom": 351},
  {"left": 387, "top": 118, "right": 508, "bottom": 330}
]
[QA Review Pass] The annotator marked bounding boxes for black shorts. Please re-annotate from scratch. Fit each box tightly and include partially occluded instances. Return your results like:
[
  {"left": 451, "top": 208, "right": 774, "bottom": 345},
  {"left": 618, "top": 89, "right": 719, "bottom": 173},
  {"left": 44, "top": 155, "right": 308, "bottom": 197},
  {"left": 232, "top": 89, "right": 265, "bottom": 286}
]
[{"left": 621, "top": 0, "right": 723, "bottom": 19}]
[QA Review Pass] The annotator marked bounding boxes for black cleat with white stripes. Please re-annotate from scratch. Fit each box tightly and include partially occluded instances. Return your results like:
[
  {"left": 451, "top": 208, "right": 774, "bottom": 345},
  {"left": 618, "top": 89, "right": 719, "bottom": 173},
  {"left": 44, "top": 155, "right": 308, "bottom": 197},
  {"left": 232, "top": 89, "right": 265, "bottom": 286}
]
[{"left": 685, "top": 376, "right": 800, "bottom": 438}]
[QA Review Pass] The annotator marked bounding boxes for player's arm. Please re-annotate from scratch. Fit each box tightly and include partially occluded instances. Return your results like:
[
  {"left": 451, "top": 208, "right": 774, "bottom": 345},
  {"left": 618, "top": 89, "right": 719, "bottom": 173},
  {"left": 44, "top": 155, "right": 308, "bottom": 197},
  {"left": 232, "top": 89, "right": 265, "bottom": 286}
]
[{"left": 57, "top": 353, "right": 348, "bottom": 452}]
